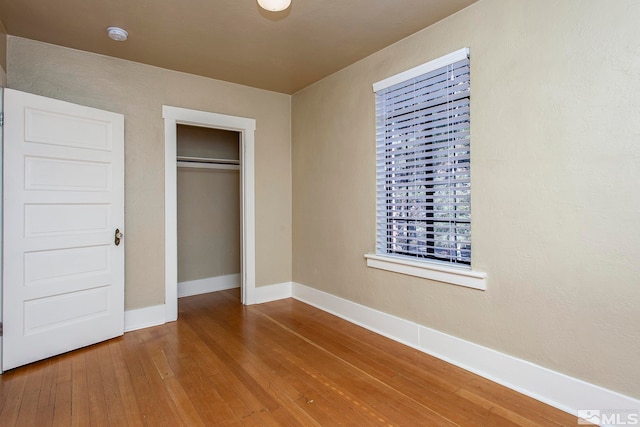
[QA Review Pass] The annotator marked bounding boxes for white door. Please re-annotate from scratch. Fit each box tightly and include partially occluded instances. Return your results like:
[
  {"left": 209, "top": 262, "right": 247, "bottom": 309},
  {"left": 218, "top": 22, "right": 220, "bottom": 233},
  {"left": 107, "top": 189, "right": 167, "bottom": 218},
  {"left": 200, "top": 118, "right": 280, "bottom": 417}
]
[{"left": 2, "top": 89, "right": 125, "bottom": 371}]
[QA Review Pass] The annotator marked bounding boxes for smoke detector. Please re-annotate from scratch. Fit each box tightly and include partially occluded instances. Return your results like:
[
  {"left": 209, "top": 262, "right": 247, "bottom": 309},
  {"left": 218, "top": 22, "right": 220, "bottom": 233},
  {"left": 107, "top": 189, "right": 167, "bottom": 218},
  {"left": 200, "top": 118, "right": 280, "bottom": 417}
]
[{"left": 107, "top": 27, "right": 128, "bottom": 42}]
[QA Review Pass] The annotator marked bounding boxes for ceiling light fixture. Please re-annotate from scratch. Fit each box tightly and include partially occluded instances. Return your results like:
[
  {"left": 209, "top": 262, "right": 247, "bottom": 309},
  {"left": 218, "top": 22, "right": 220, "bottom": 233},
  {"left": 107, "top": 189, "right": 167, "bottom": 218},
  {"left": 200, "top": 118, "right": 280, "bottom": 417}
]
[
  {"left": 257, "top": 0, "right": 291, "bottom": 12},
  {"left": 107, "top": 27, "right": 128, "bottom": 42}
]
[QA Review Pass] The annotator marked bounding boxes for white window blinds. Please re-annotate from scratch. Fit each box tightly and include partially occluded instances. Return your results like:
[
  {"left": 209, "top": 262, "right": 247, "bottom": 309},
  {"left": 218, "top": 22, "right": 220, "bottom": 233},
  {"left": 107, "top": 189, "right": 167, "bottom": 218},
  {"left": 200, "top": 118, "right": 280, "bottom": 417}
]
[{"left": 374, "top": 49, "right": 471, "bottom": 266}]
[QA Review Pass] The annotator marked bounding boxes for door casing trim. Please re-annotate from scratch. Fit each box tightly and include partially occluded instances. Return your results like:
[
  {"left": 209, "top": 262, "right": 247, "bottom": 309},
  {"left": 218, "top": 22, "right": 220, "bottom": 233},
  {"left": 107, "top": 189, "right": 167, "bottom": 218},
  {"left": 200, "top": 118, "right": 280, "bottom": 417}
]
[{"left": 163, "top": 105, "right": 256, "bottom": 321}]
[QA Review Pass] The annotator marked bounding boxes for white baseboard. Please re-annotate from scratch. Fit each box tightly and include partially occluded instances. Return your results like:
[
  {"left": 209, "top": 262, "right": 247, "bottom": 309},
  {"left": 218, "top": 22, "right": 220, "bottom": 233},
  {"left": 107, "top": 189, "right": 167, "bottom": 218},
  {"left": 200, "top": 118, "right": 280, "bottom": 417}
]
[
  {"left": 291, "top": 282, "right": 640, "bottom": 420},
  {"left": 255, "top": 281, "right": 292, "bottom": 304},
  {"left": 123, "top": 278, "right": 285, "bottom": 333},
  {"left": 124, "top": 304, "right": 167, "bottom": 332},
  {"left": 178, "top": 274, "right": 240, "bottom": 298}
]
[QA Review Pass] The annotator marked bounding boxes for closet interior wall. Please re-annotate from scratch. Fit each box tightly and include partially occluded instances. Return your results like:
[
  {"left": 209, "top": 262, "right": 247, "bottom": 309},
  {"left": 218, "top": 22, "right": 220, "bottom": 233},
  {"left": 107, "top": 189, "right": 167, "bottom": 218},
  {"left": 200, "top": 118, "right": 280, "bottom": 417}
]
[{"left": 176, "top": 124, "right": 241, "bottom": 297}]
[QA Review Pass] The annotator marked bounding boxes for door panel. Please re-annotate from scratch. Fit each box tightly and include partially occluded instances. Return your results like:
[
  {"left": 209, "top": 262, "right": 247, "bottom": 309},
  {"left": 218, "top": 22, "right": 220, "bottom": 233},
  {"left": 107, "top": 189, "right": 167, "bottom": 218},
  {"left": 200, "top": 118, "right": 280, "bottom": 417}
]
[
  {"left": 2, "top": 88, "right": 125, "bottom": 371},
  {"left": 25, "top": 107, "right": 113, "bottom": 150},
  {"left": 25, "top": 203, "right": 111, "bottom": 236},
  {"left": 24, "top": 245, "right": 110, "bottom": 285},
  {"left": 24, "top": 286, "right": 110, "bottom": 333},
  {"left": 25, "top": 157, "right": 112, "bottom": 191}
]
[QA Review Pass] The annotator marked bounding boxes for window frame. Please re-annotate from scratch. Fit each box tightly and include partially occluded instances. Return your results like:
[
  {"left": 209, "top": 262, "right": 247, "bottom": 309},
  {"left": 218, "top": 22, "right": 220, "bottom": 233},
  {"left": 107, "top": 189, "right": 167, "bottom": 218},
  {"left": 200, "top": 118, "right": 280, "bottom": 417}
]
[{"left": 366, "top": 48, "right": 486, "bottom": 290}]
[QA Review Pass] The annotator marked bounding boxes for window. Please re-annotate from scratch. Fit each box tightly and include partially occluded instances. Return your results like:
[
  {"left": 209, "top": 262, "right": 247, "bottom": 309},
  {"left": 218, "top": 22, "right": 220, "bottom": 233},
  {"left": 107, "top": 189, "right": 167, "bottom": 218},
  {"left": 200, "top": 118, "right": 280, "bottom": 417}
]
[{"left": 374, "top": 48, "right": 471, "bottom": 268}]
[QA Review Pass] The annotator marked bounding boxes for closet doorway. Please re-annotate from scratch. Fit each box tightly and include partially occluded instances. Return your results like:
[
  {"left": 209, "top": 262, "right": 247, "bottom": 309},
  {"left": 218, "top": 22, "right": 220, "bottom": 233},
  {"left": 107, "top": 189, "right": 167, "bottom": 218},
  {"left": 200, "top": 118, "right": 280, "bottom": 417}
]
[
  {"left": 163, "top": 106, "right": 256, "bottom": 322},
  {"left": 176, "top": 125, "right": 241, "bottom": 300}
]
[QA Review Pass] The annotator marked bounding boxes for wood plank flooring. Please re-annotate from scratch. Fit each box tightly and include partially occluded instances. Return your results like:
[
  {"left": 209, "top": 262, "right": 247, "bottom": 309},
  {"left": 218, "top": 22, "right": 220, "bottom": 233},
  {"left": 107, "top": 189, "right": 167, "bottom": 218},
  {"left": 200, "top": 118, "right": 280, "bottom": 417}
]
[{"left": 0, "top": 289, "right": 578, "bottom": 426}]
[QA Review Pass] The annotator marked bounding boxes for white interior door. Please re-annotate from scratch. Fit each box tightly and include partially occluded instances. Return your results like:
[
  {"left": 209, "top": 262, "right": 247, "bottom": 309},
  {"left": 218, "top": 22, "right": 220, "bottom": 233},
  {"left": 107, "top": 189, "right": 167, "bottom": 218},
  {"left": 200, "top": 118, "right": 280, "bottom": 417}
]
[{"left": 2, "top": 88, "right": 125, "bottom": 371}]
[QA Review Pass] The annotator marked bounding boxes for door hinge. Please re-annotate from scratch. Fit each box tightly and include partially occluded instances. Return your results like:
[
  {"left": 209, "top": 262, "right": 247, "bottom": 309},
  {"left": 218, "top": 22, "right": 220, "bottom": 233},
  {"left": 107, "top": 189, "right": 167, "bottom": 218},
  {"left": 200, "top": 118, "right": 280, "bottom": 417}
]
[
  {"left": 0, "top": 322, "right": 3, "bottom": 337},
  {"left": 0, "top": 112, "right": 4, "bottom": 127}
]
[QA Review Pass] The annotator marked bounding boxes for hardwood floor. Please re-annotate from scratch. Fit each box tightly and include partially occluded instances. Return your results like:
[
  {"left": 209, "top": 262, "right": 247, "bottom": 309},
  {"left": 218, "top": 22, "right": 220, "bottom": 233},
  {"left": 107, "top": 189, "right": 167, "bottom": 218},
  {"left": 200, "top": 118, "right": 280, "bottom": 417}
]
[{"left": 0, "top": 289, "right": 578, "bottom": 426}]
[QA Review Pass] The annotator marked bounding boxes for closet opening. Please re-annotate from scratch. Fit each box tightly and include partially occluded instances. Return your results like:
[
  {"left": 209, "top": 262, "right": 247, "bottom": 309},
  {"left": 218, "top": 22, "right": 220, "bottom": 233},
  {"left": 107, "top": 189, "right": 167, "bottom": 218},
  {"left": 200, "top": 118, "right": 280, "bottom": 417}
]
[
  {"left": 176, "top": 125, "right": 241, "bottom": 301},
  {"left": 163, "top": 105, "right": 256, "bottom": 323}
]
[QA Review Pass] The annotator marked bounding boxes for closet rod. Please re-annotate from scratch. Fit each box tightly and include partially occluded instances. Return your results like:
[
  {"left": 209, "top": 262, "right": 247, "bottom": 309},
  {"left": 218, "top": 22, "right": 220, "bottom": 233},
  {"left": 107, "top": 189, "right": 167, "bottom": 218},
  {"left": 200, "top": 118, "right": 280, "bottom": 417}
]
[
  {"left": 176, "top": 155, "right": 240, "bottom": 165},
  {"left": 177, "top": 161, "right": 240, "bottom": 171}
]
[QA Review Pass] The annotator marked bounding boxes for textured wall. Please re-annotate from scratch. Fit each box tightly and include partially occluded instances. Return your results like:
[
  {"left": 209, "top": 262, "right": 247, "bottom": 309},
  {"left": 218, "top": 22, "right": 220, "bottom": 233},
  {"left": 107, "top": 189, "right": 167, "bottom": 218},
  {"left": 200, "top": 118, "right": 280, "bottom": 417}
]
[
  {"left": 0, "top": 19, "right": 6, "bottom": 86},
  {"left": 8, "top": 36, "right": 292, "bottom": 309},
  {"left": 177, "top": 168, "right": 240, "bottom": 282},
  {"left": 292, "top": 0, "right": 640, "bottom": 398},
  {"left": 177, "top": 125, "right": 240, "bottom": 160}
]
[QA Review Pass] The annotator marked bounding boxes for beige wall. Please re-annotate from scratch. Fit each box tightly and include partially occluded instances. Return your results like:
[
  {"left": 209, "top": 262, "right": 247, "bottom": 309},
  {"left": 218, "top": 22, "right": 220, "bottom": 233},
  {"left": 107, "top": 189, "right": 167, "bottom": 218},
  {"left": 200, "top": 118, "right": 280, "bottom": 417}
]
[
  {"left": 178, "top": 168, "right": 240, "bottom": 282},
  {"left": 0, "top": 19, "right": 6, "bottom": 86},
  {"left": 177, "top": 125, "right": 240, "bottom": 160},
  {"left": 7, "top": 36, "right": 292, "bottom": 310},
  {"left": 292, "top": 0, "right": 640, "bottom": 399}
]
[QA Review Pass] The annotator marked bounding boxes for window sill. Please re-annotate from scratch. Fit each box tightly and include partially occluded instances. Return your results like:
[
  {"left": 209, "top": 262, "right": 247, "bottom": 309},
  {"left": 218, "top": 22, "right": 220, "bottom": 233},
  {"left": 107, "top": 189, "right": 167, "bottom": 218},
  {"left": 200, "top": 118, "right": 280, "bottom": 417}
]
[{"left": 364, "top": 254, "right": 486, "bottom": 291}]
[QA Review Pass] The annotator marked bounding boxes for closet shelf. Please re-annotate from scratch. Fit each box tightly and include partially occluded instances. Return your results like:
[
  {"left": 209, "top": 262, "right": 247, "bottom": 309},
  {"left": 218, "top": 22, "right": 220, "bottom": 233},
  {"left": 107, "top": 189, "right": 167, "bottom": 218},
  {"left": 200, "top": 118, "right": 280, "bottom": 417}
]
[{"left": 176, "top": 156, "right": 240, "bottom": 165}]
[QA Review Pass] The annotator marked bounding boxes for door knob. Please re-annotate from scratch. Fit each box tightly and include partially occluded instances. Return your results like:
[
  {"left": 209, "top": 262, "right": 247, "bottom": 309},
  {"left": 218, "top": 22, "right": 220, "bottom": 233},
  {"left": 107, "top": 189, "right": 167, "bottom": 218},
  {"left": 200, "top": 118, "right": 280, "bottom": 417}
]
[{"left": 115, "top": 228, "right": 123, "bottom": 246}]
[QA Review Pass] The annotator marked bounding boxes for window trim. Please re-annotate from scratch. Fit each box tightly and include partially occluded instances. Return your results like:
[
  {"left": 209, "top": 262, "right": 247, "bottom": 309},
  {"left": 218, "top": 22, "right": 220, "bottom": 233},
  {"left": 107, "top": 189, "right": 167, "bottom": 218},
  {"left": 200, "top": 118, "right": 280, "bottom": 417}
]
[
  {"left": 364, "top": 254, "right": 486, "bottom": 290},
  {"left": 373, "top": 48, "right": 469, "bottom": 92}
]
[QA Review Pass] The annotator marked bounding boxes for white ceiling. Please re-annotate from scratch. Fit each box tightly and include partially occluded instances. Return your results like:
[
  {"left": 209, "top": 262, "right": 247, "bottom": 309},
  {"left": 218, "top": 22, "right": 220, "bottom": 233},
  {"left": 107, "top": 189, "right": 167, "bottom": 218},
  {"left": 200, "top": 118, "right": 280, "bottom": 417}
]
[{"left": 0, "top": 0, "right": 477, "bottom": 94}]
